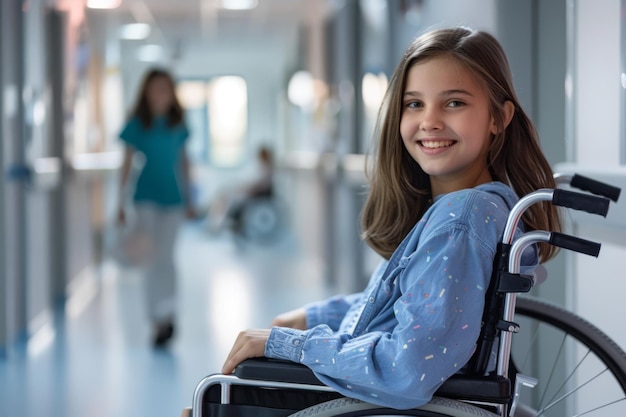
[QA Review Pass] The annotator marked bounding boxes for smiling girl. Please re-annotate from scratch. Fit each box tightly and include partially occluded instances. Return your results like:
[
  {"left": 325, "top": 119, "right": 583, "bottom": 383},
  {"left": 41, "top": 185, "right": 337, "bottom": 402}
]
[{"left": 221, "top": 27, "right": 561, "bottom": 410}]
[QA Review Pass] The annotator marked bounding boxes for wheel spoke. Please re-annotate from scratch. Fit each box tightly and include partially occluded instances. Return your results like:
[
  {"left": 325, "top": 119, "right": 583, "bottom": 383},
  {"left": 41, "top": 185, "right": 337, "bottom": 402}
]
[
  {"left": 542, "top": 346, "right": 593, "bottom": 410},
  {"left": 539, "top": 367, "right": 608, "bottom": 414},
  {"left": 520, "top": 322, "right": 542, "bottom": 371},
  {"left": 537, "top": 332, "right": 568, "bottom": 409},
  {"left": 515, "top": 297, "right": 626, "bottom": 417},
  {"left": 571, "top": 397, "right": 626, "bottom": 417}
]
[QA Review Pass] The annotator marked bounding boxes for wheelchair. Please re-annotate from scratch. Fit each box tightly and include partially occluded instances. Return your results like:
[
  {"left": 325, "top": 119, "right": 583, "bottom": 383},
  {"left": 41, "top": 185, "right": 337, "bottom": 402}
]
[
  {"left": 183, "top": 174, "right": 625, "bottom": 417},
  {"left": 225, "top": 191, "right": 287, "bottom": 244}
]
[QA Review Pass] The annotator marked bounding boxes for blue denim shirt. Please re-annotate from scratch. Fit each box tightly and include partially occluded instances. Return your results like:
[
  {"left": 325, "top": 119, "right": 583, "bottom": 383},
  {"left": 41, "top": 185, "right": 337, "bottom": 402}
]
[{"left": 265, "top": 182, "right": 538, "bottom": 409}]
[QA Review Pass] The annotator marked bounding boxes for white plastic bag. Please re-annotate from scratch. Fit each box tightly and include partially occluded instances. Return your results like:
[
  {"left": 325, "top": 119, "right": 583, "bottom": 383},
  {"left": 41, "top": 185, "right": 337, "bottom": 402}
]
[{"left": 108, "top": 222, "right": 154, "bottom": 268}]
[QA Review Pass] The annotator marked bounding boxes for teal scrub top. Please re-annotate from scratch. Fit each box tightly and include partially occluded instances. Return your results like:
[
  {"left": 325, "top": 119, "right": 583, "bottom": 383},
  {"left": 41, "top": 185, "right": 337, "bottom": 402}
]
[{"left": 120, "top": 116, "right": 189, "bottom": 207}]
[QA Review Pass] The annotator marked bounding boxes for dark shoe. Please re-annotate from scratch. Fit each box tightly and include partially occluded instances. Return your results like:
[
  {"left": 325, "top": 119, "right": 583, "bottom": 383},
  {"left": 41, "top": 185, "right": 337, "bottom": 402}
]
[{"left": 153, "top": 321, "right": 174, "bottom": 347}]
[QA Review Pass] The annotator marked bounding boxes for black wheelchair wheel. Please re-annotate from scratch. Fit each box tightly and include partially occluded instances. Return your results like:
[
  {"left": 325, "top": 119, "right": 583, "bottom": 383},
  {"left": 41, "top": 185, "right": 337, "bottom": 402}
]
[{"left": 512, "top": 296, "right": 626, "bottom": 416}]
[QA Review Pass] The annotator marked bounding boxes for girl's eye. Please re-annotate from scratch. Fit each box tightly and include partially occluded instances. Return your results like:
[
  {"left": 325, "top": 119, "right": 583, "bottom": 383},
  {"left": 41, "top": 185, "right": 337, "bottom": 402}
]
[
  {"left": 447, "top": 100, "right": 465, "bottom": 108},
  {"left": 406, "top": 101, "right": 423, "bottom": 109}
]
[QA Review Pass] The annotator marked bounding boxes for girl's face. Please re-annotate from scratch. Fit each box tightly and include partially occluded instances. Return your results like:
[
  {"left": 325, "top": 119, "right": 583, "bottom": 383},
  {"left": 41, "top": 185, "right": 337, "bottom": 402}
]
[
  {"left": 400, "top": 55, "right": 498, "bottom": 196},
  {"left": 146, "top": 75, "right": 175, "bottom": 116}
]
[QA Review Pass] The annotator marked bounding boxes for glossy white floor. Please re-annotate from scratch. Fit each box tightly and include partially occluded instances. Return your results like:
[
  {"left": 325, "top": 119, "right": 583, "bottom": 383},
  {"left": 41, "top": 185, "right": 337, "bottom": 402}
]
[{"left": 0, "top": 221, "right": 336, "bottom": 417}]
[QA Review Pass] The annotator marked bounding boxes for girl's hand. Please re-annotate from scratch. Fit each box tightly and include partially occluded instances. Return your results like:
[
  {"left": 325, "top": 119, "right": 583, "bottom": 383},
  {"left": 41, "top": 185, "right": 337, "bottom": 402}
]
[
  {"left": 270, "top": 308, "right": 307, "bottom": 330},
  {"left": 222, "top": 329, "right": 271, "bottom": 375}
]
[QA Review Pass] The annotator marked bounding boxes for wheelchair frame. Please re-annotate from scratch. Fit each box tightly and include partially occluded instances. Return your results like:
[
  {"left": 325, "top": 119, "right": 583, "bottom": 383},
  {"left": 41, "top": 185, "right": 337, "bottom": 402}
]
[{"left": 184, "top": 174, "right": 624, "bottom": 417}]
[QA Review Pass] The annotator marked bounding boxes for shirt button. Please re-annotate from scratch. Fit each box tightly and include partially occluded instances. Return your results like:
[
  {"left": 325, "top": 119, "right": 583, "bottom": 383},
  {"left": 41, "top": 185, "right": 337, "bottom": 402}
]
[{"left": 369, "top": 297, "right": 375, "bottom": 304}]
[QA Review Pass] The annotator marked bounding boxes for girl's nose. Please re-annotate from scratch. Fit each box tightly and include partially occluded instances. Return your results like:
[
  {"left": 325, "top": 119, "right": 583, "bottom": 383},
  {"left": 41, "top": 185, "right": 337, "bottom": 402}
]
[{"left": 420, "top": 107, "right": 444, "bottom": 131}]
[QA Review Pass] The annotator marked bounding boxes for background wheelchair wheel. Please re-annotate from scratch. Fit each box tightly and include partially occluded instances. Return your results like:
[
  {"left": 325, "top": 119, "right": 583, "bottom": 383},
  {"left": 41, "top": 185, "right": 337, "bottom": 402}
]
[
  {"left": 512, "top": 296, "right": 626, "bottom": 416},
  {"left": 239, "top": 197, "right": 285, "bottom": 243},
  {"left": 288, "top": 396, "right": 499, "bottom": 417}
]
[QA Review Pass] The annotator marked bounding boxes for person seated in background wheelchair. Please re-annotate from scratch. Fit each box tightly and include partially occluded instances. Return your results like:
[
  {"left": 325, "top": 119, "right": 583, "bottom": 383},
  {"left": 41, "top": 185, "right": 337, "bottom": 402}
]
[
  {"left": 221, "top": 27, "right": 563, "bottom": 410},
  {"left": 208, "top": 145, "right": 275, "bottom": 235}
]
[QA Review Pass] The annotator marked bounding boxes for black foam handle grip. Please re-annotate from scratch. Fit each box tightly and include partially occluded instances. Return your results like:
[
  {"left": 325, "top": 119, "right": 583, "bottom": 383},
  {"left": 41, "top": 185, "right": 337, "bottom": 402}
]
[
  {"left": 552, "top": 189, "right": 610, "bottom": 217},
  {"left": 570, "top": 174, "right": 621, "bottom": 202},
  {"left": 550, "top": 232, "right": 601, "bottom": 257}
]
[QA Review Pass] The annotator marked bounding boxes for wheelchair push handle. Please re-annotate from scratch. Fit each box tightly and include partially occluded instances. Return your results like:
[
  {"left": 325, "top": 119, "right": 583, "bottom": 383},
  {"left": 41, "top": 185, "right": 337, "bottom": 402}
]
[
  {"left": 549, "top": 232, "right": 601, "bottom": 257},
  {"left": 504, "top": 188, "right": 610, "bottom": 245},
  {"left": 568, "top": 174, "right": 621, "bottom": 202},
  {"left": 552, "top": 189, "right": 610, "bottom": 217}
]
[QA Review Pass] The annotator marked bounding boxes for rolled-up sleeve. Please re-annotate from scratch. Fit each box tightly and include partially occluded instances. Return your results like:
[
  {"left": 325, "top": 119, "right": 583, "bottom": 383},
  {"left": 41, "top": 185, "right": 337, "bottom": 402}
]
[{"left": 265, "top": 327, "right": 308, "bottom": 362}]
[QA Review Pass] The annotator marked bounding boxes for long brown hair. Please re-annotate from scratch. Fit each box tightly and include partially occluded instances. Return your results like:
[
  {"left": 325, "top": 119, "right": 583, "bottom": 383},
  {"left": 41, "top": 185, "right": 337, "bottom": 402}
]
[
  {"left": 361, "top": 27, "right": 561, "bottom": 261},
  {"left": 131, "top": 68, "right": 184, "bottom": 128}
]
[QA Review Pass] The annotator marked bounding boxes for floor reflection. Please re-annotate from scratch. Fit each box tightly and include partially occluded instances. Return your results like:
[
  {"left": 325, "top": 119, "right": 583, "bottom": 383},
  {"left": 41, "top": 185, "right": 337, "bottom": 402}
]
[{"left": 0, "top": 221, "right": 333, "bottom": 417}]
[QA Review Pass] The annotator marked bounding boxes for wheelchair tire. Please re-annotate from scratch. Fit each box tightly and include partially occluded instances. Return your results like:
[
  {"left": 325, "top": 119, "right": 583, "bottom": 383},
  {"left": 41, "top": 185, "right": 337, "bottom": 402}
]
[
  {"left": 240, "top": 197, "right": 284, "bottom": 243},
  {"left": 288, "top": 396, "right": 499, "bottom": 417},
  {"left": 512, "top": 296, "right": 626, "bottom": 417}
]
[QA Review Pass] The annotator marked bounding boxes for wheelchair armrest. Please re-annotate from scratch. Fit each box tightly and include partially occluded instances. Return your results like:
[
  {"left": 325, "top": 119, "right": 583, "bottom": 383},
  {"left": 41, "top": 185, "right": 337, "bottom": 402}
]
[
  {"left": 235, "top": 358, "right": 511, "bottom": 404},
  {"left": 235, "top": 358, "right": 325, "bottom": 386},
  {"left": 437, "top": 374, "right": 511, "bottom": 404}
]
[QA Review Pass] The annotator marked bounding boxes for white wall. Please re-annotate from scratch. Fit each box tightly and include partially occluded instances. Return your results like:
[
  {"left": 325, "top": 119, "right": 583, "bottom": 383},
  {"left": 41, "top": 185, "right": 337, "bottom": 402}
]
[
  {"left": 575, "top": 1, "right": 622, "bottom": 164},
  {"left": 567, "top": 0, "right": 626, "bottom": 350}
]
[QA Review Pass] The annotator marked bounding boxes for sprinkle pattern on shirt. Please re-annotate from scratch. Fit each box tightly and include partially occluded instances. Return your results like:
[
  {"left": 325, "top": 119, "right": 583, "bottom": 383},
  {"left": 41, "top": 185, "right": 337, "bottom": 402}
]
[{"left": 265, "top": 182, "right": 539, "bottom": 410}]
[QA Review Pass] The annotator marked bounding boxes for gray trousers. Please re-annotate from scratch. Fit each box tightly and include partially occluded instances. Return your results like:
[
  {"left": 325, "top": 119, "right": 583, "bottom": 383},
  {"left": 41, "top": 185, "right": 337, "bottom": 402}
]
[{"left": 134, "top": 203, "right": 183, "bottom": 323}]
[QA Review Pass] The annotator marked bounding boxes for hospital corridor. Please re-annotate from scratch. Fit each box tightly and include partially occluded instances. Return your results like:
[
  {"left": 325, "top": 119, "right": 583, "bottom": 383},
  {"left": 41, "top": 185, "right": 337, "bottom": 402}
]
[{"left": 1, "top": 1, "right": 626, "bottom": 417}]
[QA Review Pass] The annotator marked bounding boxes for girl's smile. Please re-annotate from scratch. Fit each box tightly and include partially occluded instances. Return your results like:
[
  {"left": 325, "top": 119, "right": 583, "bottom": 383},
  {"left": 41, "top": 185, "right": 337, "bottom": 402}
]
[{"left": 417, "top": 138, "right": 457, "bottom": 154}]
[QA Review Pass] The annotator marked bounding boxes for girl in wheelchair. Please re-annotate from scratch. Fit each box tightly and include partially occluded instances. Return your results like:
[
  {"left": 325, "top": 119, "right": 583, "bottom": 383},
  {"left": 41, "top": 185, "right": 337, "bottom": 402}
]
[{"left": 221, "top": 27, "right": 562, "bottom": 410}]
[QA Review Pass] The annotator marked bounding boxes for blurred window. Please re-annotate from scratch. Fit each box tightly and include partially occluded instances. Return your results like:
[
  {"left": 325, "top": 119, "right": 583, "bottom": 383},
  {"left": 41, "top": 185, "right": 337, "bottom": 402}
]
[{"left": 177, "top": 76, "right": 248, "bottom": 167}]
